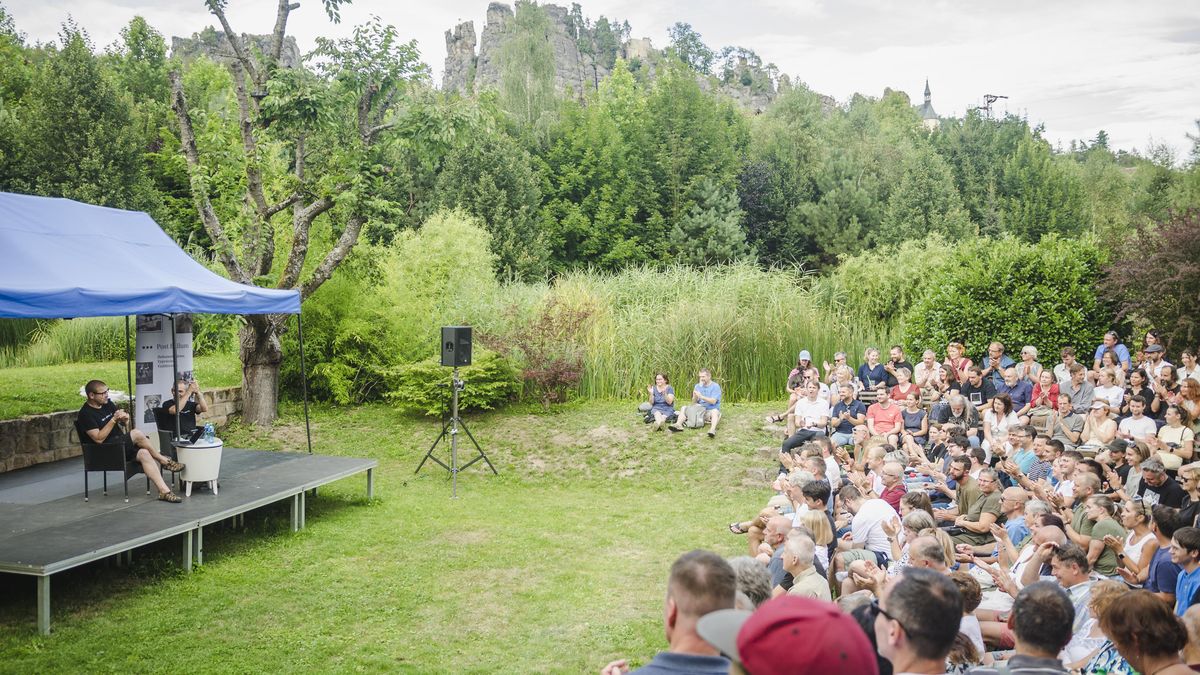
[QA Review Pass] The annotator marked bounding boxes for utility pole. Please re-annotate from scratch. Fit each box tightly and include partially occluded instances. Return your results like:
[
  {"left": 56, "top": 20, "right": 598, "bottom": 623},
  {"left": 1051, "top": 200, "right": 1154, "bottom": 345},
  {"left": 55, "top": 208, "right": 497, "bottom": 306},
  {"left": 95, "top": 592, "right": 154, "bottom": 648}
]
[{"left": 975, "top": 94, "right": 1008, "bottom": 120}]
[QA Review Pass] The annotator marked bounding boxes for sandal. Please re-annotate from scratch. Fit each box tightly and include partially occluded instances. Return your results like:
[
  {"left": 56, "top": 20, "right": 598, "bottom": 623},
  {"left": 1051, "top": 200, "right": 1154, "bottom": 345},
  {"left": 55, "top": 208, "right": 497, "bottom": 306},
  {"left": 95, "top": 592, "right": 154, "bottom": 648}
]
[
  {"left": 158, "top": 491, "right": 183, "bottom": 503},
  {"left": 163, "top": 460, "right": 185, "bottom": 472},
  {"left": 729, "top": 522, "right": 747, "bottom": 535},
  {"left": 764, "top": 414, "right": 784, "bottom": 424}
]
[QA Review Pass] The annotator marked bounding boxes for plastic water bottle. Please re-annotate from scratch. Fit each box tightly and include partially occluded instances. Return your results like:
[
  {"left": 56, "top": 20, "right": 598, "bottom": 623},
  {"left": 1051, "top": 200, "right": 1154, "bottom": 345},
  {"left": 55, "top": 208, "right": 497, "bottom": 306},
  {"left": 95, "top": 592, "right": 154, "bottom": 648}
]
[{"left": 203, "top": 423, "right": 215, "bottom": 443}]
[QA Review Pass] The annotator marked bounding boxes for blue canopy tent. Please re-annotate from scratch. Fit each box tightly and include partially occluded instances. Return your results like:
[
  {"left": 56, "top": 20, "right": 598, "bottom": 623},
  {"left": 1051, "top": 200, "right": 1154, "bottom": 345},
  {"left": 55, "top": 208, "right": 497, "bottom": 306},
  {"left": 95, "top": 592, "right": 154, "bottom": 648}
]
[{"left": 0, "top": 191, "right": 312, "bottom": 451}]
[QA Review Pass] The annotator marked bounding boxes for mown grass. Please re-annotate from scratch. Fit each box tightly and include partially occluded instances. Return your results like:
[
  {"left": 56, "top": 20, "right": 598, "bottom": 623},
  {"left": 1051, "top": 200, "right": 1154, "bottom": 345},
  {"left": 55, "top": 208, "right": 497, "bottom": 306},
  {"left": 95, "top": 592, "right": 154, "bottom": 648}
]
[
  {"left": 0, "top": 353, "right": 242, "bottom": 419},
  {"left": 0, "top": 400, "right": 781, "bottom": 672}
]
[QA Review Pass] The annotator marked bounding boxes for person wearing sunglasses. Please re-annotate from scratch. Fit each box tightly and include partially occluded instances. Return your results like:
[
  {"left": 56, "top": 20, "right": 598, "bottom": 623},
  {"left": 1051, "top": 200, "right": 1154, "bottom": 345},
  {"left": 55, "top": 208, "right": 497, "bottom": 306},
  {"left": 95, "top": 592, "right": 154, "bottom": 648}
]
[{"left": 873, "top": 567, "right": 963, "bottom": 675}]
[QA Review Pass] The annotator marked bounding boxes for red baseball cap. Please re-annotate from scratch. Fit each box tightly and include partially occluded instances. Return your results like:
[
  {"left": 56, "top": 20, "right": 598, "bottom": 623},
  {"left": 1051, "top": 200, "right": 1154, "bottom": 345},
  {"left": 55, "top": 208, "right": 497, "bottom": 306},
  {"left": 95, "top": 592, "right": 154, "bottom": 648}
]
[{"left": 697, "top": 595, "right": 879, "bottom": 675}]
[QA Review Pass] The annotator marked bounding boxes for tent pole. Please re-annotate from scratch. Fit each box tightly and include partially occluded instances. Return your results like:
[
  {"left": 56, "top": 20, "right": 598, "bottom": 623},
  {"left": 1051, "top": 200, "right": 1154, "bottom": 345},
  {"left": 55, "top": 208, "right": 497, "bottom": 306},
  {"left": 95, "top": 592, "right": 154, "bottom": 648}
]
[
  {"left": 298, "top": 312, "right": 313, "bottom": 454},
  {"left": 170, "top": 314, "right": 180, "bottom": 440},
  {"left": 125, "top": 316, "right": 134, "bottom": 427}
]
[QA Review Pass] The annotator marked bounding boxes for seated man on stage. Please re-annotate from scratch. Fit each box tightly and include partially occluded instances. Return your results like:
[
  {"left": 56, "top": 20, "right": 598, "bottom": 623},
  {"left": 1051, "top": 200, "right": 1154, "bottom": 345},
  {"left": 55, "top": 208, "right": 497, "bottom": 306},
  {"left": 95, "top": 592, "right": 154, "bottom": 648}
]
[
  {"left": 159, "top": 378, "right": 208, "bottom": 437},
  {"left": 78, "top": 379, "right": 184, "bottom": 503}
]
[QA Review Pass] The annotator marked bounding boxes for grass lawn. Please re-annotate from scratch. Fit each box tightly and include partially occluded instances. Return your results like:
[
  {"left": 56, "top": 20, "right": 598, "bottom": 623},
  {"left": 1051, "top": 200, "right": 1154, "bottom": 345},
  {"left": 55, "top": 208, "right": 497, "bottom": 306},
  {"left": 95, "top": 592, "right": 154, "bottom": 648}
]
[
  {"left": 0, "top": 399, "right": 783, "bottom": 672},
  {"left": 0, "top": 353, "right": 242, "bottom": 420}
]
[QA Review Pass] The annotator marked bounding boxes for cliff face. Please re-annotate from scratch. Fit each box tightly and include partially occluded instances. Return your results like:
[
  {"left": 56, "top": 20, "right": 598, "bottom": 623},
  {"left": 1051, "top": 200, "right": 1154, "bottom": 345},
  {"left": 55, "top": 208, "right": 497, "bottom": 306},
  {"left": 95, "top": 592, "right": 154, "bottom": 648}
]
[
  {"left": 444, "top": 2, "right": 612, "bottom": 98},
  {"left": 443, "top": 3, "right": 785, "bottom": 113},
  {"left": 171, "top": 28, "right": 302, "bottom": 69}
]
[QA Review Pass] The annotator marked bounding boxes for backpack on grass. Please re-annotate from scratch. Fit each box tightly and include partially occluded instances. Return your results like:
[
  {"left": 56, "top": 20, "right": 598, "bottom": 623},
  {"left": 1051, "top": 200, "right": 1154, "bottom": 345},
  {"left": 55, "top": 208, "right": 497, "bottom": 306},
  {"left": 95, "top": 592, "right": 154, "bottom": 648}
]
[{"left": 682, "top": 404, "right": 707, "bottom": 428}]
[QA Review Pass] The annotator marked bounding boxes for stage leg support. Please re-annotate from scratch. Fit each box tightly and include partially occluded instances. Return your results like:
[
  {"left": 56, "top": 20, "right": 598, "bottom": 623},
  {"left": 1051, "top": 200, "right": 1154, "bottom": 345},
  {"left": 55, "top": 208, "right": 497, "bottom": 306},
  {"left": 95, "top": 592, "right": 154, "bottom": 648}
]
[
  {"left": 183, "top": 530, "right": 193, "bottom": 573},
  {"left": 367, "top": 468, "right": 374, "bottom": 500},
  {"left": 37, "top": 576, "right": 50, "bottom": 636}
]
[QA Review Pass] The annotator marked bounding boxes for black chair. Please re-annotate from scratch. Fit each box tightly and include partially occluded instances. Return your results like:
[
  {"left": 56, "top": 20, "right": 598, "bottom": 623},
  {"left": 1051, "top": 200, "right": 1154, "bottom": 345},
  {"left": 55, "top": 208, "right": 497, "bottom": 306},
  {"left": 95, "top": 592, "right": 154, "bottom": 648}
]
[
  {"left": 152, "top": 407, "right": 187, "bottom": 489},
  {"left": 75, "top": 419, "right": 149, "bottom": 503}
]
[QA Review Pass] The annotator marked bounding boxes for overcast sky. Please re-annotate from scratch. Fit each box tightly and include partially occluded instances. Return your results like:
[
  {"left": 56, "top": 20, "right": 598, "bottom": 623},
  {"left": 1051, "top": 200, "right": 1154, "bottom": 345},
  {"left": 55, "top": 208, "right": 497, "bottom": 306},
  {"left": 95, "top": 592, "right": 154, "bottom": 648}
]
[{"left": 6, "top": 0, "right": 1199, "bottom": 158}]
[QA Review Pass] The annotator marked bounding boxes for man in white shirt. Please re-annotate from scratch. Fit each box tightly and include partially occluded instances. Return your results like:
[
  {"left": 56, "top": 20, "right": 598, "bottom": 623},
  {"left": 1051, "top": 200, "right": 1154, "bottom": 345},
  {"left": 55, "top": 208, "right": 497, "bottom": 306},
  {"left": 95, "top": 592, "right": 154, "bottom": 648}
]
[
  {"left": 1053, "top": 347, "right": 1079, "bottom": 386},
  {"left": 1118, "top": 395, "right": 1158, "bottom": 445},
  {"left": 836, "top": 484, "right": 895, "bottom": 565},
  {"left": 781, "top": 382, "right": 830, "bottom": 455}
]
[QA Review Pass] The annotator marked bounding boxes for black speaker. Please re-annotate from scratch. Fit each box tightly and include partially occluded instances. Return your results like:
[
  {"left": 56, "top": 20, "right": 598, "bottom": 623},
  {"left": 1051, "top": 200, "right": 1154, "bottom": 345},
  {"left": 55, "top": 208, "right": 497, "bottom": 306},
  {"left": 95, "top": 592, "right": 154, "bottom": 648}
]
[{"left": 441, "top": 326, "right": 472, "bottom": 367}]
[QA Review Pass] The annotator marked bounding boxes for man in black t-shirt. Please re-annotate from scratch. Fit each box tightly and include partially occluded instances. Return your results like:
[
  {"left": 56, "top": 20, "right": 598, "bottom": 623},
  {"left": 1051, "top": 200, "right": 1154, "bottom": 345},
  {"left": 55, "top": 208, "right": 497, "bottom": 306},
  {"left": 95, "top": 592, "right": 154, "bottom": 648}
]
[
  {"left": 78, "top": 379, "right": 184, "bottom": 502},
  {"left": 884, "top": 345, "right": 915, "bottom": 388},
  {"left": 158, "top": 379, "right": 208, "bottom": 436},
  {"left": 958, "top": 366, "right": 996, "bottom": 413},
  {"left": 1137, "top": 457, "right": 1188, "bottom": 508}
]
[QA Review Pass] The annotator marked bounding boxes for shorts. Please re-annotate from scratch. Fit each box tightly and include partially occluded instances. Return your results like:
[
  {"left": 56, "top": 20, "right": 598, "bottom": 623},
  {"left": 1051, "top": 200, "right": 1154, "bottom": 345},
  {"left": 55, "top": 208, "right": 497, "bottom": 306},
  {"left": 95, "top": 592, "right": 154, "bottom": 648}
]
[{"left": 103, "top": 436, "right": 137, "bottom": 462}]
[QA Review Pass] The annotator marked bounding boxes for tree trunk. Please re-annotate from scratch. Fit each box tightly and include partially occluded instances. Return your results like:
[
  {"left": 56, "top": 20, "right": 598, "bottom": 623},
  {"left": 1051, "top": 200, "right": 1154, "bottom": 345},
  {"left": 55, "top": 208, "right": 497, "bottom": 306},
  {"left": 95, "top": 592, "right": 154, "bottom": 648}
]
[{"left": 240, "top": 319, "right": 283, "bottom": 426}]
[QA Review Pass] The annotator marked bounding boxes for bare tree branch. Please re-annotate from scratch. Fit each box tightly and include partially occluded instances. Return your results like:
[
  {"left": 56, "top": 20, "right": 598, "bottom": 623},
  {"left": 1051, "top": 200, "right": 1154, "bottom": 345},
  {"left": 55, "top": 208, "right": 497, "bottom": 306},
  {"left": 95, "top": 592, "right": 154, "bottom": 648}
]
[
  {"left": 266, "top": 192, "right": 304, "bottom": 218},
  {"left": 204, "top": 0, "right": 258, "bottom": 86},
  {"left": 269, "top": 0, "right": 301, "bottom": 69},
  {"left": 169, "top": 70, "right": 250, "bottom": 285},
  {"left": 231, "top": 64, "right": 274, "bottom": 276},
  {"left": 300, "top": 214, "right": 365, "bottom": 300}
]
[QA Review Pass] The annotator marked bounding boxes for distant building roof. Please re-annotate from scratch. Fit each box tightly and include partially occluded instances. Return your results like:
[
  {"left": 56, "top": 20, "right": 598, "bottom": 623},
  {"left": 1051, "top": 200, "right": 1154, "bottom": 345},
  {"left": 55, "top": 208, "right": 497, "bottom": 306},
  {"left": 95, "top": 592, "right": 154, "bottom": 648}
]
[{"left": 918, "top": 78, "right": 937, "bottom": 120}]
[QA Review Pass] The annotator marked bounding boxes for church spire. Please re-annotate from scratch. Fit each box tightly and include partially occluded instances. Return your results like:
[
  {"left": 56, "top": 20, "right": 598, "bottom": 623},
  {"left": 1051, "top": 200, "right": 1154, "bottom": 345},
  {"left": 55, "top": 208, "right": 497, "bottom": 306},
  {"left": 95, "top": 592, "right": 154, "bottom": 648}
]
[
  {"left": 919, "top": 78, "right": 938, "bottom": 129},
  {"left": 924, "top": 78, "right": 931, "bottom": 104}
]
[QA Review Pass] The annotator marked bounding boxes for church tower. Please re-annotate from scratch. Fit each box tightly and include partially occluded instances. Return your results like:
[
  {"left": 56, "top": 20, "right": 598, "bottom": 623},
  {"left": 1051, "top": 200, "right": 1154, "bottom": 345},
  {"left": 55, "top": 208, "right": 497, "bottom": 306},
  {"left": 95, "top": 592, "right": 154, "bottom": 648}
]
[{"left": 918, "top": 79, "right": 939, "bottom": 130}]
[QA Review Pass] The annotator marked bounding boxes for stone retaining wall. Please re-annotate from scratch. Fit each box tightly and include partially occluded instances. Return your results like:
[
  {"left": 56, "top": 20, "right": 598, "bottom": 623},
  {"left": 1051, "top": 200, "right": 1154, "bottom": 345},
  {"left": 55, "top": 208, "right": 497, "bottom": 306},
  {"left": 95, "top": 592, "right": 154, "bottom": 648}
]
[{"left": 0, "top": 386, "right": 242, "bottom": 473}]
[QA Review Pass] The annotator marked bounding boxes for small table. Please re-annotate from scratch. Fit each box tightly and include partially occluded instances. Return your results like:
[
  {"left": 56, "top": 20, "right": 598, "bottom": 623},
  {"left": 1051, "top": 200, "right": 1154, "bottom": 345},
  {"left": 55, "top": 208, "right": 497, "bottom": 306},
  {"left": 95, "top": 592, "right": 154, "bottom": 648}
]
[{"left": 174, "top": 438, "right": 223, "bottom": 497}]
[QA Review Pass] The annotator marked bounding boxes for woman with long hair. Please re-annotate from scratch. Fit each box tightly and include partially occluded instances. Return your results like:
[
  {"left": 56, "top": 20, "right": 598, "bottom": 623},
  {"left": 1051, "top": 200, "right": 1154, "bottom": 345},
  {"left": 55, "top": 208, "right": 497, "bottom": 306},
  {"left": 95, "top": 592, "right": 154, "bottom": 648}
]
[
  {"left": 1179, "top": 348, "right": 1200, "bottom": 383},
  {"left": 1122, "top": 368, "right": 1156, "bottom": 417},
  {"left": 799, "top": 508, "right": 835, "bottom": 571},
  {"left": 646, "top": 372, "right": 676, "bottom": 431},
  {"left": 1179, "top": 378, "right": 1200, "bottom": 432},
  {"left": 900, "top": 391, "right": 929, "bottom": 447},
  {"left": 982, "top": 393, "right": 1018, "bottom": 459},
  {"left": 1099, "top": 590, "right": 1191, "bottom": 675},
  {"left": 857, "top": 347, "right": 886, "bottom": 391},
  {"left": 1152, "top": 404, "right": 1195, "bottom": 465},
  {"left": 1103, "top": 499, "right": 1158, "bottom": 587}
]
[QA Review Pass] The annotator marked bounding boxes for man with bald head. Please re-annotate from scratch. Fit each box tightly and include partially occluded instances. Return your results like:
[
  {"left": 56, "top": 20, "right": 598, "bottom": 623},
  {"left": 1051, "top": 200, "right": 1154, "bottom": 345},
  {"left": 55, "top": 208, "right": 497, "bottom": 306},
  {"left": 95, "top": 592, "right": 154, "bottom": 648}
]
[{"left": 760, "top": 515, "right": 793, "bottom": 589}]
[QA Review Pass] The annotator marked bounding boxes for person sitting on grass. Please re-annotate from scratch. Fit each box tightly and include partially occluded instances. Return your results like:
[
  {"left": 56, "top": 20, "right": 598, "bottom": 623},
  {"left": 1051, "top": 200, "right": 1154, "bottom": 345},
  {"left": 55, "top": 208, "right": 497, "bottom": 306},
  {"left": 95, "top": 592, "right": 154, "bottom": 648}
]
[
  {"left": 669, "top": 368, "right": 721, "bottom": 438},
  {"left": 78, "top": 379, "right": 184, "bottom": 503},
  {"left": 645, "top": 372, "right": 676, "bottom": 432}
]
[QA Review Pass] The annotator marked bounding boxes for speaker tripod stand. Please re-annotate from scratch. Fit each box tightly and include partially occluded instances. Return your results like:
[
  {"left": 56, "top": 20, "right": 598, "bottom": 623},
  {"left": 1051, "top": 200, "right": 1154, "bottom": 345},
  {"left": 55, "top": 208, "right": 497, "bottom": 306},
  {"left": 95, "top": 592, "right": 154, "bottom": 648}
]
[{"left": 414, "top": 368, "right": 497, "bottom": 497}]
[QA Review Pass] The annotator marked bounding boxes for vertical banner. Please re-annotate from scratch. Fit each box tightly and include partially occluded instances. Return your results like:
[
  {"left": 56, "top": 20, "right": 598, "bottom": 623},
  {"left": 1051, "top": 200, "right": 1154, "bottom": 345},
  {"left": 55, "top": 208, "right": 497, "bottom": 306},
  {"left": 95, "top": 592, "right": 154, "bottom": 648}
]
[{"left": 134, "top": 314, "right": 195, "bottom": 449}]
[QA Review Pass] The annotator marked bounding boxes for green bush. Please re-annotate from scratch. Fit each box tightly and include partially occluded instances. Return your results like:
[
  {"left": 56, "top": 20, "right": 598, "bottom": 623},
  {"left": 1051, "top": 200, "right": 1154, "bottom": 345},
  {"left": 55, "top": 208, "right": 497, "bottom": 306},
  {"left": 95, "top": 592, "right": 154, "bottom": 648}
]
[
  {"left": 386, "top": 349, "right": 521, "bottom": 415},
  {"left": 901, "top": 235, "right": 1110, "bottom": 360}
]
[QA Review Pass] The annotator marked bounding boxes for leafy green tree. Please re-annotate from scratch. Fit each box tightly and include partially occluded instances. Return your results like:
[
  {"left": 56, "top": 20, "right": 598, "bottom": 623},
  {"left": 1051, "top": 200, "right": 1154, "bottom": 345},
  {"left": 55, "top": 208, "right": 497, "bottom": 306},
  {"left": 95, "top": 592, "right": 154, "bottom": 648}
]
[
  {"left": 170, "top": 6, "right": 425, "bottom": 425},
  {"left": 877, "top": 144, "right": 973, "bottom": 245},
  {"left": 497, "top": 1, "right": 556, "bottom": 134},
  {"left": 1078, "top": 148, "right": 1133, "bottom": 244},
  {"left": 902, "top": 236, "right": 1110, "bottom": 359},
  {"left": 671, "top": 177, "right": 751, "bottom": 265},
  {"left": 998, "top": 134, "right": 1086, "bottom": 241},
  {"left": 930, "top": 112, "right": 1030, "bottom": 233},
  {"left": 646, "top": 59, "right": 748, "bottom": 229},
  {"left": 666, "top": 22, "right": 714, "bottom": 74},
  {"left": 434, "top": 132, "right": 548, "bottom": 279},
  {"left": 540, "top": 60, "right": 662, "bottom": 269},
  {"left": 1130, "top": 142, "right": 1179, "bottom": 223},
  {"left": 16, "top": 26, "right": 152, "bottom": 209}
]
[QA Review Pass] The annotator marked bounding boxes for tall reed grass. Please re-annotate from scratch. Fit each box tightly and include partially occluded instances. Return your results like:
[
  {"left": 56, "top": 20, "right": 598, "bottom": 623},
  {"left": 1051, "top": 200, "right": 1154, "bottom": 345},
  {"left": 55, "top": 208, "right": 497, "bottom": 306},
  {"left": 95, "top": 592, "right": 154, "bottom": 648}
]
[
  {"left": 0, "top": 317, "right": 129, "bottom": 368},
  {"left": 456, "top": 263, "right": 898, "bottom": 403}
]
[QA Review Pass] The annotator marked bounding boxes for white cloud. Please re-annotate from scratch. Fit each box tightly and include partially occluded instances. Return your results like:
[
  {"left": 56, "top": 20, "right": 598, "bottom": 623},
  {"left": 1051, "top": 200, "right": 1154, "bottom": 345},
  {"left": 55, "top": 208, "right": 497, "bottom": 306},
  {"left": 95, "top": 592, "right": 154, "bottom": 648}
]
[{"left": 5, "top": 0, "right": 1198, "bottom": 155}]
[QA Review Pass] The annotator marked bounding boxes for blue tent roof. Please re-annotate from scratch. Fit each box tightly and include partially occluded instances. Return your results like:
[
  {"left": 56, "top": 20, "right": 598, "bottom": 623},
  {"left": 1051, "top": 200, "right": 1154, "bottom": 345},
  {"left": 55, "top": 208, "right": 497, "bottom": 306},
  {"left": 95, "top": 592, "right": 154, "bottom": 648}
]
[{"left": 0, "top": 192, "right": 300, "bottom": 318}]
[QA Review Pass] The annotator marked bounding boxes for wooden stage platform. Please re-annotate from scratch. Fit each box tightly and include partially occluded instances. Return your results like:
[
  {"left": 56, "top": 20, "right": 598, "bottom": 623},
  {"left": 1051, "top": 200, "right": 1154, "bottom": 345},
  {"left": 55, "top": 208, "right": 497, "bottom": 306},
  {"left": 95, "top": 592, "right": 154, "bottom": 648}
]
[{"left": 0, "top": 448, "right": 376, "bottom": 635}]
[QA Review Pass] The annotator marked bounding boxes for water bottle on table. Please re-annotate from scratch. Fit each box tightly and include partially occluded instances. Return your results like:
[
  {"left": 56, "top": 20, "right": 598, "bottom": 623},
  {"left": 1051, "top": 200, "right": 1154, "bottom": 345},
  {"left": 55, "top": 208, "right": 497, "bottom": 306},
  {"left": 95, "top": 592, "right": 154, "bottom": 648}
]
[{"left": 203, "top": 423, "right": 215, "bottom": 443}]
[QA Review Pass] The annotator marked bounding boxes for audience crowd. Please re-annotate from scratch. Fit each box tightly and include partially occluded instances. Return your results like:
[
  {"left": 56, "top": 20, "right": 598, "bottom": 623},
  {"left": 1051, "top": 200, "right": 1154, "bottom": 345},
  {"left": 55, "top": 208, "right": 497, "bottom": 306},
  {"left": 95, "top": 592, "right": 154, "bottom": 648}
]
[{"left": 615, "top": 335, "right": 1200, "bottom": 674}]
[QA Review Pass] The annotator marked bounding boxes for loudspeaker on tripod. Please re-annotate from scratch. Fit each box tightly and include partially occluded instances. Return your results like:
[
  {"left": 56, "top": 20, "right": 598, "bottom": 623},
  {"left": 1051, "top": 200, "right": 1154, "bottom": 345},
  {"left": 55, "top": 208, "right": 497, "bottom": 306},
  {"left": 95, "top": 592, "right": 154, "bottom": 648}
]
[{"left": 441, "top": 326, "right": 472, "bottom": 367}]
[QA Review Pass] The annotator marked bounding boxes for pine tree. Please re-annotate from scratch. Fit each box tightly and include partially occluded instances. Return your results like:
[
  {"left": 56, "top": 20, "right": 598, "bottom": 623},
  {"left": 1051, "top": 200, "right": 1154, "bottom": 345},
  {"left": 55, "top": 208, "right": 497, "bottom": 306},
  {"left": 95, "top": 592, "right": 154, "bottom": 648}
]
[
  {"left": 671, "top": 177, "right": 752, "bottom": 265},
  {"left": 878, "top": 145, "right": 974, "bottom": 245}
]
